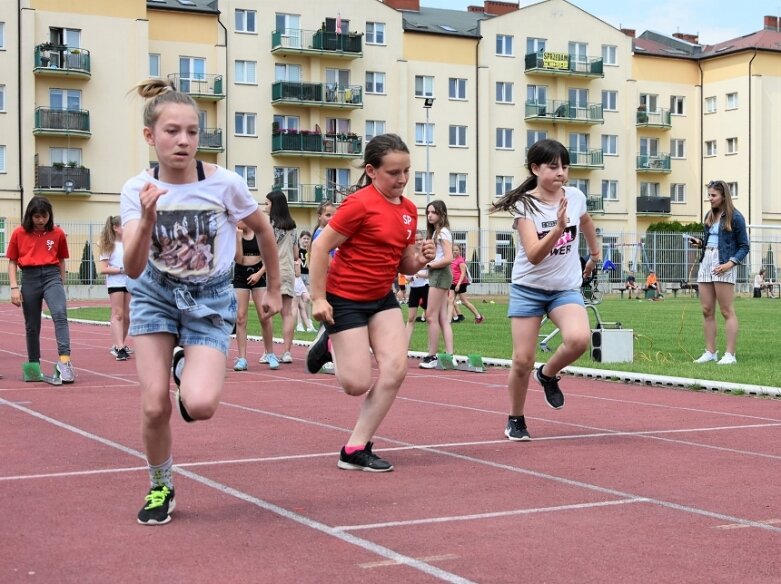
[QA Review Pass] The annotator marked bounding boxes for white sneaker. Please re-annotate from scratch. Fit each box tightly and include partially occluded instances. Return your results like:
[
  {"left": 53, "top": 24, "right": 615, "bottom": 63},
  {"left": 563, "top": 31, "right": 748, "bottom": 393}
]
[
  {"left": 717, "top": 352, "right": 737, "bottom": 365},
  {"left": 296, "top": 324, "right": 305, "bottom": 332},
  {"left": 693, "top": 350, "right": 718, "bottom": 364},
  {"left": 281, "top": 351, "right": 293, "bottom": 364},
  {"left": 306, "top": 327, "right": 317, "bottom": 333},
  {"left": 259, "top": 353, "right": 269, "bottom": 364}
]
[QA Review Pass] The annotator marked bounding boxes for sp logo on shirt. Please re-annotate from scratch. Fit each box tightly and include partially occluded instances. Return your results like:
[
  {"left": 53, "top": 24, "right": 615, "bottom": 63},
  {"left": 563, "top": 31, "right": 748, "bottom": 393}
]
[{"left": 46, "top": 239, "right": 55, "bottom": 251}]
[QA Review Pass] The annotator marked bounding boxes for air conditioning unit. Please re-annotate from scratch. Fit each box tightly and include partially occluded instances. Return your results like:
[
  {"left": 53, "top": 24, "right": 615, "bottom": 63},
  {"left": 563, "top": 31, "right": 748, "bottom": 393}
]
[{"left": 595, "top": 227, "right": 603, "bottom": 236}]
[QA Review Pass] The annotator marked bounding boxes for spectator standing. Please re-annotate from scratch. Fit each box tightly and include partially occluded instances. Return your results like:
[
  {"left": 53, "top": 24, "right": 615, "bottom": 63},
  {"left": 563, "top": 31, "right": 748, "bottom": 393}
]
[
  {"left": 232, "top": 219, "right": 266, "bottom": 371},
  {"left": 98, "top": 215, "right": 132, "bottom": 361},
  {"left": 449, "top": 243, "right": 484, "bottom": 324}
]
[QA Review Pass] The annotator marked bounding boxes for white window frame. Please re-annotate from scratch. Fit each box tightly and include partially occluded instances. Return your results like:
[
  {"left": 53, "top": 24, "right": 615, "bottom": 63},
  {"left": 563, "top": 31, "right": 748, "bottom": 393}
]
[
  {"left": 234, "top": 60, "right": 257, "bottom": 84},
  {"left": 0, "top": 85, "right": 6, "bottom": 112},
  {"left": 602, "top": 179, "right": 618, "bottom": 201},
  {"left": 415, "top": 76, "right": 434, "bottom": 98},
  {"left": 640, "top": 181, "right": 660, "bottom": 197},
  {"left": 726, "top": 92, "right": 738, "bottom": 110},
  {"left": 705, "top": 140, "right": 717, "bottom": 157},
  {"left": 49, "top": 88, "right": 81, "bottom": 110},
  {"left": 50, "top": 147, "right": 82, "bottom": 166},
  {"left": 0, "top": 22, "right": 5, "bottom": 49},
  {"left": 670, "top": 183, "right": 686, "bottom": 203},
  {"left": 149, "top": 53, "right": 161, "bottom": 78},
  {"left": 273, "top": 166, "right": 300, "bottom": 200},
  {"left": 570, "top": 178, "right": 589, "bottom": 195},
  {"left": 365, "top": 71, "right": 385, "bottom": 94},
  {"left": 726, "top": 137, "right": 738, "bottom": 155},
  {"left": 568, "top": 41, "right": 587, "bottom": 63},
  {"left": 526, "top": 130, "right": 546, "bottom": 147},
  {"left": 495, "top": 175, "right": 513, "bottom": 197},
  {"left": 639, "top": 137, "right": 659, "bottom": 157},
  {"left": 496, "top": 128, "right": 513, "bottom": 150},
  {"left": 415, "top": 171, "right": 433, "bottom": 195},
  {"left": 601, "top": 134, "right": 618, "bottom": 156},
  {"left": 275, "top": 63, "right": 302, "bottom": 82},
  {"left": 0, "top": 145, "right": 6, "bottom": 173},
  {"left": 449, "top": 173, "right": 467, "bottom": 196},
  {"left": 670, "top": 138, "right": 686, "bottom": 159},
  {"left": 670, "top": 95, "right": 685, "bottom": 115},
  {"left": 235, "top": 165, "right": 257, "bottom": 188},
  {"left": 415, "top": 123, "right": 434, "bottom": 146},
  {"left": 602, "top": 90, "right": 617, "bottom": 112},
  {"left": 235, "top": 112, "right": 257, "bottom": 136},
  {"left": 602, "top": 44, "right": 617, "bottom": 65},
  {"left": 449, "top": 78, "right": 467, "bottom": 100},
  {"left": 639, "top": 93, "right": 659, "bottom": 113},
  {"left": 728, "top": 181, "right": 738, "bottom": 198},
  {"left": 705, "top": 96, "right": 717, "bottom": 114},
  {"left": 570, "top": 132, "right": 590, "bottom": 154},
  {"left": 365, "top": 120, "right": 386, "bottom": 143},
  {"left": 527, "top": 84, "right": 547, "bottom": 105},
  {"left": 496, "top": 81, "right": 513, "bottom": 104},
  {"left": 449, "top": 125, "right": 467, "bottom": 147},
  {"left": 496, "top": 34, "right": 513, "bottom": 56},
  {"left": 235, "top": 9, "right": 257, "bottom": 33},
  {"left": 526, "top": 37, "right": 546, "bottom": 54},
  {"left": 366, "top": 22, "right": 385, "bottom": 45}
]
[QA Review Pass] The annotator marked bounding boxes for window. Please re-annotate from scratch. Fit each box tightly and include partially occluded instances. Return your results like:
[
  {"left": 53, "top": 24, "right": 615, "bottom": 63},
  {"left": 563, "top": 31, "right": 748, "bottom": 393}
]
[
  {"left": 527, "top": 84, "right": 547, "bottom": 105},
  {"left": 670, "top": 95, "right": 685, "bottom": 115},
  {"left": 415, "top": 171, "right": 433, "bottom": 195},
  {"left": 365, "top": 120, "right": 386, "bottom": 142},
  {"left": 149, "top": 54, "right": 161, "bottom": 78},
  {"left": 496, "top": 82, "right": 513, "bottom": 103},
  {"left": 705, "top": 140, "right": 717, "bottom": 156},
  {"left": 526, "top": 37, "right": 546, "bottom": 54},
  {"left": 324, "top": 117, "right": 350, "bottom": 134},
  {"left": 569, "top": 132, "right": 589, "bottom": 153},
  {"left": 602, "top": 90, "right": 617, "bottom": 111},
  {"left": 326, "top": 168, "right": 351, "bottom": 198},
  {"left": 569, "top": 87, "right": 588, "bottom": 109},
  {"left": 496, "top": 34, "right": 513, "bottom": 56},
  {"left": 275, "top": 13, "right": 301, "bottom": 48},
  {"left": 602, "top": 44, "right": 617, "bottom": 65},
  {"left": 0, "top": 22, "right": 4, "bottom": 49},
  {"left": 415, "top": 123, "right": 434, "bottom": 145},
  {"left": 728, "top": 181, "right": 738, "bottom": 198},
  {"left": 639, "top": 93, "right": 658, "bottom": 112},
  {"left": 449, "top": 78, "right": 467, "bottom": 100},
  {"left": 0, "top": 85, "right": 5, "bottom": 112},
  {"left": 235, "top": 9, "right": 256, "bottom": 33},
  {"left": 602, "top": 180, "right": 618, "bottom": 201},
  {"left": 178, "top": 56, "right": 206, "bottom": 93},
  {"left": 670, "top": 183, "right": 685, "bottom": 203},
  {"left": 365, "top": 71, "right": 385, "bottom": 94},
  {"left": 0, "top": 145, "right": 5, "bottom": 173},
  {"left": 601, "top": 134, "right": 618, "bottom": 156},
  {"left": 670, "top": 139, "right": 685, "bottom": 158},
  {"left": 568, "top": 42, "right": 587, "bottom": 62},
  {"left": 235, "top": 112, "right": 257, "bottom": 136},
  {"left": 705, "top": 96, "right": 717, "bottom": 114},
  {"left": 235, "top": 60, "right": 257, "bottom": 84},
  {"left": 639, "top": 137, "right": 659, "bottom": 157},
  {"left": 272, "top": 167, "right": 300, "bottom": 201},
  {"left": 496, "top": 128, "right": 513, "bottom": 149},
  {"left": 449, "top": 173, "right": 467, "bottom": 195},
  {"left": 50, "top": 147, "right": 81, "bottom": 166},
  {"left": 49, "top": 89, "right": 81, "bottom": 110},
  {"left": 449, "top": 125, "right": 467, "bottom": 147},
  {"left": 235, "top": 165, "right": 257, "bottom": 188},
  {"left": 726, "top": 92, "right": 738, "bottom": 109},
  {"left": 640, "top": 182, "right": 660, "bottom": 197},
  {"left": 276, "top": 63, "right": 302, "bottom": 82},
  {"left": 496, "top": 232, "right": 513, "bottom": 268},
  {"left": 496, "top": 175, "right": 513, "bottom": 197},
  {"left": 415, "top": 75, "right": 434, "bottom": 98},
  {"left": 570, "top": 178, "right": 589, "bottom": 195},
  {"left": 726, "top": 137, "right": 738, "bottom": 154},
  {"left": 366, "top": 22, "right": 385, "bottom": 44},
  {"left": 526, "top": 130, "right": 546, "bottom": 147}
]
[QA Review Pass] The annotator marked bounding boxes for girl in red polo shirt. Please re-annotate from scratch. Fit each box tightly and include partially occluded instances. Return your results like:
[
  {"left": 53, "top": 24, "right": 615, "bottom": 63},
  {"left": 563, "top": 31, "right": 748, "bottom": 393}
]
[
  {"left": 7, "top": 196, "right": 75, "bottom": 383},
  {"left": 306, "top": 134, "right": 435, "bottom": 472}
]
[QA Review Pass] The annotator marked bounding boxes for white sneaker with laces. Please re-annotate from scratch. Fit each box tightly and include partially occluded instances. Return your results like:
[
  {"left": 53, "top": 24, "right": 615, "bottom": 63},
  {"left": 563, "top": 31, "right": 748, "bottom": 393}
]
[
  {"left": 281, "top": 351, "right": 293, "bottom": 364},
  {"left": 717, "top": 352, "right": 736, "bottom": 365},
  {"left": 296, "top": 324, "right": 305, "bottom": 332},
  {"left": 259, "top": 353, "right": 269, "bottom": 364},
  {"left": 693, "top": 350, "right": 718, "bottom": 364}
]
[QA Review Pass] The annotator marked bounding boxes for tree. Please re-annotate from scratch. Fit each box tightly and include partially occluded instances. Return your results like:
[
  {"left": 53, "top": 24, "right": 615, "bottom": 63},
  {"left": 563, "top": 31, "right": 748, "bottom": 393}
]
[{"left": 79, "top": 241, "right": 97, "bottom": 284}]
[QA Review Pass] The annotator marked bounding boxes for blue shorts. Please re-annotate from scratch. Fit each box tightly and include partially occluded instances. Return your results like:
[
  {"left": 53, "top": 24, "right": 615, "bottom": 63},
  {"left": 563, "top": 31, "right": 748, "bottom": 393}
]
[
  {"left": 128, "top": 262, "right": 237, "bottom": 353},
  {"left": 507, "top": 283, "right": 584, "bottom": 318}
]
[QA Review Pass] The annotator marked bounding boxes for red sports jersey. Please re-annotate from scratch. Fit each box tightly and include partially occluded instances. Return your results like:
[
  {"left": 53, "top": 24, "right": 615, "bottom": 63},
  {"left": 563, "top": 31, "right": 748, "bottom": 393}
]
[
  {"left": 327, "top": 184, "right": 417, "bottom": 301},
  {"left": 6, "top": 226, "right": 69, "bottom": 268}
]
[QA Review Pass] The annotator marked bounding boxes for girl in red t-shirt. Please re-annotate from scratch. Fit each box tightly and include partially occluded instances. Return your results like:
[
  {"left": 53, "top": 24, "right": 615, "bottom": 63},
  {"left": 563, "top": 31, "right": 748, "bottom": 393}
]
[
  {"left": 306, "top": 134, "right": 435, "bottom": 472},
  {"left": 7, "top": 196, "right": 75, "bottom": 383}
]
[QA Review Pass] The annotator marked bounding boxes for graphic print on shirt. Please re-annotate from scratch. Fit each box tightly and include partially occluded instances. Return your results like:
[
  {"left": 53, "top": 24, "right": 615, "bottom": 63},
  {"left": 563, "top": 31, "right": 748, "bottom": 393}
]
[
  {"left": 402, "top": 213, "right": 414, "bottom": 241},
  {"left": 538, "top": 221, "right": 577, "bottom": 257},
  {"left": 152, "top": 209, "right": 218, "bottom": 277},
  {"left": 46, "top": 239, "right": 55, "bottom": 252}
]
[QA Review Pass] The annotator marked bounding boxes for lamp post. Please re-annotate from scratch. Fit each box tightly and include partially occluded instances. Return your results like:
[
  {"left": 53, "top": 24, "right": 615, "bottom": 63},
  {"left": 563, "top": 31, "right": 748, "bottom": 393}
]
[{"left": 423, "top": 97, "right": 435, "bottom": 207}]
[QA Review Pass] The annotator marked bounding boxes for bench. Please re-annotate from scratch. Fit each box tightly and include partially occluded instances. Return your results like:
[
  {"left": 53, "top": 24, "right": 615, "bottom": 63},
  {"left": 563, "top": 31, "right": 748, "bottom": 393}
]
[
  {"left": 613, "top": 286, "right": 638, "bottom": 299},
  {"left": 669, "top": 281, "right": 699, "bottom": 298}
]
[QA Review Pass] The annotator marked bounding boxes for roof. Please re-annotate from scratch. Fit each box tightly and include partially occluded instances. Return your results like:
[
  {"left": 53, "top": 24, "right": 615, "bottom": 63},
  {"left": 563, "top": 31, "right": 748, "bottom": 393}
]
[
  {"left": 635, "top": 28, "right": 781, "bottom": 60},
  {"left": 146, "top": 0, "right": 219, "bottom": 15},
  {"left": 401, "top": 7, "right": 491, "bottom": 38}
]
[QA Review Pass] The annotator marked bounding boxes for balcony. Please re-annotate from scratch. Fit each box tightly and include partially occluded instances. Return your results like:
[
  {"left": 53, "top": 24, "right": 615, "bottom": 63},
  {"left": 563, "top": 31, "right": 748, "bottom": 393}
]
[
  {"left": 35, "top": 165, "right": 91, "bottom": 194},
  {"left": 587, "top": 196, "right": 604, "bottom": 214},
  {"left": 33, "top": 107, "right": 91, "bottom": 138},
  {"left": 271, "top": 81, "right": 363, "bottom": 109},
  {"left": 636, "top": 153, "right": 671, "bottom": 173},
  {"left": 525, "top": 100, "right": 603, "bottom": 124},
  {"left": 167, "top": 74, "right": 225, "bottom": 101},
  {"left": 271, "top": 183, "right": 357, "bottom": 207},
  {"left": 524, "top": 51, "right": 603, "bottom": 78},
  {"left": 271, "top": 29, "right": 363, "bottom": 59},
  {"left": 636, "top": 108, "right": 672, "bottom": 129},
  {"left": 271, "top": 131, "right": 363, "bottom": 158},
  {"left": 636, "top": 196, "right": 671, "bottom": 215},
  {"left": 33, "top": 44, "right": 91, "bottom": 79},
  {"left": 568, "top": 149, "right": 604, "bottom": 169},
  {"left": 198, "top": 128, "right": 223, "bottom": 152}
]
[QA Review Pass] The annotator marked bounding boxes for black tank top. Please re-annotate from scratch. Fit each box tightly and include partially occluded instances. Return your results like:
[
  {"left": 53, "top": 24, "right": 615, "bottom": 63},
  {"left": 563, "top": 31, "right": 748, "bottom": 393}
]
[{"left": 241, "top": 235, "right": 260, "bottom": 256}]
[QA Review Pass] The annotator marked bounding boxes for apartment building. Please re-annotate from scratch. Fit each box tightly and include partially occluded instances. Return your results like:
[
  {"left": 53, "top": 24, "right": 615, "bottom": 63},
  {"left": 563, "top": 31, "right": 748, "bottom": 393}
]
[{"left": 1, "top": 0, "right": 779, "bottom": 268}]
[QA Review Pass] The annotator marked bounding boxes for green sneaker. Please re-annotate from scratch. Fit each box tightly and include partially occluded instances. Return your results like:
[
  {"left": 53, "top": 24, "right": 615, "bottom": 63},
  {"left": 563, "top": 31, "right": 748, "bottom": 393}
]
[{"left": 137, "top": 485, "right": 176, "bottom": 525}]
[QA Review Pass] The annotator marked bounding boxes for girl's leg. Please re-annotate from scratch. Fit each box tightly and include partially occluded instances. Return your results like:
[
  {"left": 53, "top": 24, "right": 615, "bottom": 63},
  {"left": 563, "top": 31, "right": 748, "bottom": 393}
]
[
  {"left": 447, "top": 289, "right": 456, "bottom": 321},
  {"left": 234, "top": 288, "right": 250, "bottom": 359},
  {"left": 507, "top": 316, "right": 543, "bottom": 415},
  {"left": 698, "top": 283, "right": 717, "bottom": 352},
  {"left": 109, "top": 291, "right": 126, "bottom": 350},
  {"left": 714, "top": 282, "right": 738, "bottom": 354},
  {"left": 122, "top": 292, "right": 131, "bottom": 346},
  {"left": 20, "top": 276, "right": 45, "bottom": 362},
  {"left": 544, "top": 304, "right": 590, "bottom": 375},
  {"left": 293, "top": 295, "right": 304, "bottom": 330},
  {"left": 41, "top": 272, "right": 71, "bottom": 357},
  {"left": 136, "top": 333, "right": 177, "bottom": 465},
  {"left": 259, "top": 288, "right": 275, "bottom": 355},
  {"left": 460, "top": 293, "right": 481, "bottom": 319},
  {"left": 299, "top": 291, "right": 314, "bottom": 329},
  {"left": 280, "top": 295, "right": 295, "bottom": 353},
  {"left": 177, "top": 344, "right": 229, "bottom": 420},
  {"left": 437, "top": 288, "right": 454, "bottom": 354},
  {"left": 425, "top": 286, "right": 451, "bottom": 355}
]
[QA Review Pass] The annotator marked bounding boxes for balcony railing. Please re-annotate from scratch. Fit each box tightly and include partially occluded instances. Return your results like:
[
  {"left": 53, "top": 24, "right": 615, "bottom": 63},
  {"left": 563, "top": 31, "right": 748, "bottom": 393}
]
[
  {"left": 34, "top": 44, "right": 91, "bottom": 78},
  {"left": 167, "top": 74, "right": 225, "bottom": 100},
  {"left": 33, "top": 107, "right": 91, "bottom": 137},
  {"left": 271, "top": 28, "right": 363, "bottom": 58},
  {"left": 636, "top": 196, "right": 671, "bottom": 214},
  {"left": 568, "top": 149, "right": 604, "bottom": 169},
  {"left": 271, "top": 81, "right": 363, "bottom": 108},
  {"left": 270, "top": 183, "right": 358, "bottom": 206},
  {"left": 636, "top": 108, "right": 672, "bottom": 129},
  {"left": 35, "top": 165, "right": 91, "bottom": 192},
  {"left": 587, "top": 196, "right": 604, "bottom": 214},
  {"left": 198, "top": 128, "right": 223, "bottom": 152},
  {"left": 525, "top": 100, "right": 603, "bottom": 124},
  {"left": 271, "top": 132, "right": 363, "bottom": 157},
  {"left": 524, "top": 52, "right": 603, "bottom": 77},
  {"left": 636, "top": 153, "right": 672, "bottom": 172}
]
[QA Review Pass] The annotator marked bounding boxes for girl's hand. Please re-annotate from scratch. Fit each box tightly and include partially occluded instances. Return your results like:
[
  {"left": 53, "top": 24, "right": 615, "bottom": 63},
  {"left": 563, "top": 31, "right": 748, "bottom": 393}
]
[
  {"left": 312, "top": 297, "right": 334, "bottom": 325},
  {"left": 139, "top": 182, "right": 168, "bottom": 222},
  {"left": 247, "top": 271, "right": 261, "bottom": 285},
  {"left": 556, "top": 197, "right": 569, "bottom": 229},
  {"left": 260, "top": 289, "right": 282, "bottom": 319},
  {"left": 10, "top": 289, "right": 21, "bottom": 307},
  {"left": 713, "top": 261, "right": 733, "bottom": 275},
  {"left": 421, "top": 239, "right": 436, "bottom": 262},
  {"left": 583, "top": 258, "right": 596, "bottom": 278}
]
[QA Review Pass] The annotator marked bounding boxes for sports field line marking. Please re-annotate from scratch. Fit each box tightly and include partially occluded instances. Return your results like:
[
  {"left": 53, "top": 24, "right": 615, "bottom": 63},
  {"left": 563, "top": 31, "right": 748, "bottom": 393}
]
[
  {"left": 0, "top": 397, "right": 475, "bottom": 584},
  {"left": 0, "top": 465, "right": 147, "bottom": 482},
  {"left": 359, "top": 554, "right": 459, "bottom": 569},
  {"left": 334, "top": 498, "right": 646, "bottom": 531},
  {"left": 714, "top": 518, "right": 781, "bottom": 530}
]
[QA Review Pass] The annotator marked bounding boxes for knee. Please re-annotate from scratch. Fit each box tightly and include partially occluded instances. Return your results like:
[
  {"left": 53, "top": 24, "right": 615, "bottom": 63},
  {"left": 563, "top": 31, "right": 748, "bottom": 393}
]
[
  {"left": 235, "top": 312, "right": 248, "bottom": 327},
  {"left": 341, "top": 375, "right": 373, "bottom": 396},
  {"left": 142, "top": 396, "right": 172, "bottom": 427},
  {"left": 564, "top": 331, "right": 590, "bottom": 355},
  {"left": 510, "top": 353, "right": 535, "bottom": 378},
  {"left": 183, "top": 395, "right": 218, "bottom": 420}
]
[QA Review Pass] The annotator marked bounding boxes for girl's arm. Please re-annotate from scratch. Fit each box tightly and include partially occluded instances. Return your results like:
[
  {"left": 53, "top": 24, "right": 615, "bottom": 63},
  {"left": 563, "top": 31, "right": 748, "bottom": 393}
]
[
  {"left": 123, "top": 182, "right": 168, "bottom": 278},
  {"left": 234, "top": 228, "right": 245, "bottom": 263},
  {"left": 242, "top": 208, "right": 281, "bottom": 316},
  {"left": 579, "top": 212, "right": 601, "bottom": 270},
  {"left": 399, "top": 240, "right": 435, "bottom": 275},
  {"left": 293, "top": 243, "right": 301, "bottom": 278},
  {"left": 99, "top": 257, "right": 123, "bottom": 276},
  {"left": 309, "top": 225, "right": 348, "bottom": 325},
  {"left": 456, "top": 262, "right": 467, "bottom": 287},
  {"left": 516, "top": 197, "right": 569, "bottom": 265},
  {"left": 426, "top": 238, "right": 453, "bottom": 270},
  {"left": 59, "top": 259, "right": 67, "bottom": 282},
  {"left": 8, "top": 259, "right": 21, "bottom": 306}
]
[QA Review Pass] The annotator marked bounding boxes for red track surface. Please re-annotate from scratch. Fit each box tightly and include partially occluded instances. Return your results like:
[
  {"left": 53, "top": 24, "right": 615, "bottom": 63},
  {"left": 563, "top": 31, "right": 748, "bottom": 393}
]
[{"left": 1, "top": 303, "right": 780, "bottom": 583}]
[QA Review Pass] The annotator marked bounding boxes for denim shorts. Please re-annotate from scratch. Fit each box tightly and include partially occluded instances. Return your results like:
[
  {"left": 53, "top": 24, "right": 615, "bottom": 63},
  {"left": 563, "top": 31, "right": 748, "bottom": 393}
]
[
  {"left": 128, "top": 262, "right": 237, "bottom": 353},
  {"left": 507, "top": 283, "right": 584, "bottom": 318},
  {"left": 324, "top": 291, "right": 400, "bottom": 334}
]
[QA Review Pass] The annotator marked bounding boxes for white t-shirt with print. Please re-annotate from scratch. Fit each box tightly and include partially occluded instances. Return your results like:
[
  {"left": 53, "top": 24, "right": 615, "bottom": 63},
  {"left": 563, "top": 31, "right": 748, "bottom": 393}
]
[
  {"left": 434, "top": 227, "right": 452, "bottom": 262},
  {"left": 511, "top": 186, "right": 588, "bottom": 291},
  {"left": 99, "top": 241, "right": 127, "bottom": 288},
  {"left": 120, "top": 166, "right": 258, "bottom": 282}
]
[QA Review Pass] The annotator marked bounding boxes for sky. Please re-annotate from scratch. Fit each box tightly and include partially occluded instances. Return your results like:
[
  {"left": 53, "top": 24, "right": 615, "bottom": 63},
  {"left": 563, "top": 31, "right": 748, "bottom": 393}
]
[{"left": 419, "top": 0, "right": 781, "bottom": 45}]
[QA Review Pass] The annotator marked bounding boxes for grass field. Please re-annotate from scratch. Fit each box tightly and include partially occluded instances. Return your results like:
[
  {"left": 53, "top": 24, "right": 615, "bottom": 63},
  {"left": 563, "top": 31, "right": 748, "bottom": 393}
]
[{"left": 70, "top": 294, "right": 780, "bottom": 388}]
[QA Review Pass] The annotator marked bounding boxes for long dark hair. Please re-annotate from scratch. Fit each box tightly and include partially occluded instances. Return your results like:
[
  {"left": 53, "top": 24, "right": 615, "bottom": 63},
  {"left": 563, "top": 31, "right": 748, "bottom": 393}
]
[
  {"left": 22, "top": 196, "right": 55, "bottom": 232},
  {"left": 355, "top": 133, "right": 410, "bottom": 188},
  {"left": 425, "top": 199, "right": 450, "bottom": 243},
  {"left": 266, "top": 191, "right": 297, "bottom": 231},
  {"left": 704, "top": 180, "right": 735, "bottom": 232},
  {"left": 490, "top": 139, "right": 570, "bottom": 217}
]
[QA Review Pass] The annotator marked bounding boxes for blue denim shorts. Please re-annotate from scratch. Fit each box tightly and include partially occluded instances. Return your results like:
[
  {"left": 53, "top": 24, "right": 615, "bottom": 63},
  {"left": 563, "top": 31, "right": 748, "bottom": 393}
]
[
  {"left": 508, "top": 283, "right": 584, "bottom": 318},
  {"left": 128, "top": 262, "right": 237, "bottom": 353}
]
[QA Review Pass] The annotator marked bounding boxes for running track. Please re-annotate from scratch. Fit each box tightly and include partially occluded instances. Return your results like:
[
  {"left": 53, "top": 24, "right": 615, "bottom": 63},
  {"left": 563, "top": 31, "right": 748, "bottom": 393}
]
[{"left": 1, "top": 303, "right": 779, "bottom": 583}]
